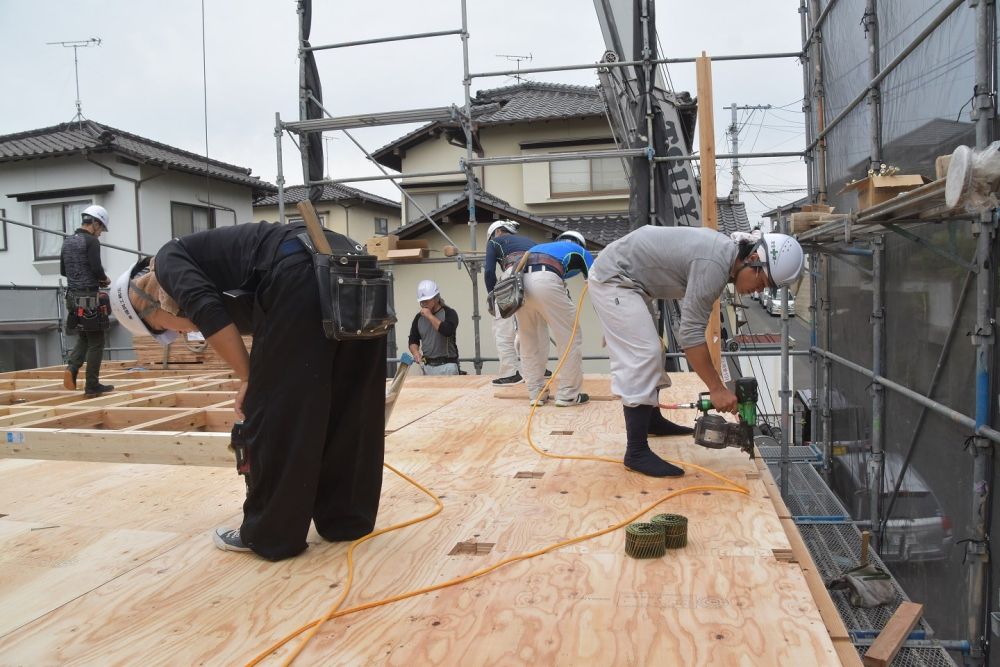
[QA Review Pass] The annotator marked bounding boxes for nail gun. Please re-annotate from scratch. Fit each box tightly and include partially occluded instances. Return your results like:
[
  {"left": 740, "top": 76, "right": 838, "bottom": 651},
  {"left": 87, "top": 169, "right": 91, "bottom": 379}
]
[{"left": 666, "top": 377, "right": 759, "bottom": 459}]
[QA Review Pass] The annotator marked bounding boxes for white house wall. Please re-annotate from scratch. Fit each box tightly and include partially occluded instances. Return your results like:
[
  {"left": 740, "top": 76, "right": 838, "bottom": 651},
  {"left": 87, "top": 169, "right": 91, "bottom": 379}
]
[
  {"left": 253, "top": 203, "right": 401, "bottom": 243},
  {"left": 387, "top": 222, "right": 611, "bottom": 377}
]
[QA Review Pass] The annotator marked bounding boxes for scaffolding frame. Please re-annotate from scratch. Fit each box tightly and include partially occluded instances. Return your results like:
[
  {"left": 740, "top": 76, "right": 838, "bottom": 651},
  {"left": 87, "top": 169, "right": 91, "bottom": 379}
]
[
  {"left": 796, "top": 1, "right": 997, "bottom": 665},
  {"left": 274, "top": 0, "right": 804, "bottom": 378},
  {"left": 271, "top": 1, "right": 988, "bottom": 663}
]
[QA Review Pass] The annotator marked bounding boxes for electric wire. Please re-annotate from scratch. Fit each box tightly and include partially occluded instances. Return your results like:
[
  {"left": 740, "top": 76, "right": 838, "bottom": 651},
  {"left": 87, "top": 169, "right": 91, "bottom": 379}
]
[{"left": 247, "top": 283, "right": 751, "bottom": 666}]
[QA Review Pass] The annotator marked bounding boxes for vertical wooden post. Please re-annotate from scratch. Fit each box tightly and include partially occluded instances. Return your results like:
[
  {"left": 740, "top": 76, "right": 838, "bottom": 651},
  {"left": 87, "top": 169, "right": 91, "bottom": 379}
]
[{"left": 696, "top": 52, "right": 722, "bottom": 375}]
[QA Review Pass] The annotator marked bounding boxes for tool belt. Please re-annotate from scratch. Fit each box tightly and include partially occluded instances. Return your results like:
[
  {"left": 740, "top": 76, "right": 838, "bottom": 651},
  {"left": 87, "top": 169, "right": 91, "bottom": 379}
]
[
  {"left": 297, "top": 233, "right": 397, "bottom": 341},
  {"left": 524, "top": 253, "right": 565, "bottom": 275},
  {"left": 490, "top": 251, "right": 531, "bottom": 319},
  {"left": 423, "top": 356, "right": 458, "bottom": 367},
  {"left": 66, "top": 291, "right": 110, "bottom": 333},
  {"left": 500, "top": 251, "right": 526, "bottom": 270}
]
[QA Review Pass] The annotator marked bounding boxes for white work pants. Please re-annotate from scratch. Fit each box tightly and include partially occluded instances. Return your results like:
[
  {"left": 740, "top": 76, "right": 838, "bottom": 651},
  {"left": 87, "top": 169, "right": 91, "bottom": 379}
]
[
  {"left": 516, "top": 270, "right": 583, "bottom": 401},
  {"left": 588, "top": 276, "right": 671, "bottom": 407},
  {"left": 492, "top": 266, "right": 520, "bottom": 377}
]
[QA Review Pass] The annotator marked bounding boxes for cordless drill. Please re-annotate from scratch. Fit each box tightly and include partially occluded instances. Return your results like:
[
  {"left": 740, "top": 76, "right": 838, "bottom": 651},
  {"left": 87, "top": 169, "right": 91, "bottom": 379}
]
[{"left": 667, "top": 377, "right": 759, "bottom": 458}]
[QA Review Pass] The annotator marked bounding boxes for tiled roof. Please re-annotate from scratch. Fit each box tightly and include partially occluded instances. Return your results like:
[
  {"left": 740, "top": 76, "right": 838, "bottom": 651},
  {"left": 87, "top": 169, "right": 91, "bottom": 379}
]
[
  {"left": 253, "top": 184, "right": 399, "bottom": 210},
  {"left": 717, "top": 197, "right": 751, "bottom": 236},
  {"left": 393, "top": 188, "right": 749, "bottom": 249},
  {"left": 372, "top": 83, "right": 606, "bottom": 170},
  {"left": 0, "top": 120, "right": 275, "bottom": 192},
  {"left": 538, "top": 212, "right": 631, "bottom": 247}
]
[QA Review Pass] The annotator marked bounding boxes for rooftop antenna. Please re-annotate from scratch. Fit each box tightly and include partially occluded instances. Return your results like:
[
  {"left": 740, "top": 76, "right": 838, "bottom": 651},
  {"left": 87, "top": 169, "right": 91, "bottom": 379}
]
[
  {"left": 46, "top": 37, "right": 102, "bottom": 129},
  {"left": 496, "top": 53, "right": 533, "bottom": 83}
]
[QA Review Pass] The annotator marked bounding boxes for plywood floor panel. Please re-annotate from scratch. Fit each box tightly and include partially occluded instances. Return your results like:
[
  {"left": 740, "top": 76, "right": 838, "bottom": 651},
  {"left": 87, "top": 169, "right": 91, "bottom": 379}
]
[{"left": 0, "top": 372, "right": 845, "bottom": 666}]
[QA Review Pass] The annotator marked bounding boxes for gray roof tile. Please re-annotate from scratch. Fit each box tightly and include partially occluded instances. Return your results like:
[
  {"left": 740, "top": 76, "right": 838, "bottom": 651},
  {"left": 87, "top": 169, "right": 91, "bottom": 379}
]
[
  {"left": 253, "top": 184, "right": 399, "bottom": 210},
  {"left": 372, "top": 83, "right": 606, "bottom": 169},
  {"left": 0, "top": 120, "right": 275, "bottom": 192}
]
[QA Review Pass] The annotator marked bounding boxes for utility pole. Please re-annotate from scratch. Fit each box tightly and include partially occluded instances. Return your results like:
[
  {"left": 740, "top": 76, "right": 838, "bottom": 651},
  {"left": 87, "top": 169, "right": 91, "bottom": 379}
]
[
  {"left": 47, "top": 38, "right": 101, "bottom": 128},
  {"left": 724, "top": 103, "right": 771, "bottom": 202}
]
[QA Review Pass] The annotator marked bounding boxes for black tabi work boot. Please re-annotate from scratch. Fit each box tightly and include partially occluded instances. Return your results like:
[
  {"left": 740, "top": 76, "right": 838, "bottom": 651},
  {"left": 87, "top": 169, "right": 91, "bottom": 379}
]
[
  {"left": 623, "top": 405, "right": 685, "bottom": 478},
  {"left": 648, "top": 407, "right": 695, "bottom": 436}
]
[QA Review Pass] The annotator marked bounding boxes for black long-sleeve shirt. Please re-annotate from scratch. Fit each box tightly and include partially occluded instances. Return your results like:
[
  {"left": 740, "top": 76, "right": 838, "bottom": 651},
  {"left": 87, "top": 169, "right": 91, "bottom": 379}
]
[
  {"left": 60, "top": 228, "right": 108, "bottom": 291},
  {"left": 155, "top": 221, "right": 359, "bottom": 338}
]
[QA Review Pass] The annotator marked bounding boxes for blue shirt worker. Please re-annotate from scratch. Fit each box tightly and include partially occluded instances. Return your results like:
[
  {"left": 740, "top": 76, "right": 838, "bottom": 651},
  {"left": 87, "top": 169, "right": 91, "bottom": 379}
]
[
  {"left": 588, "top": 227, "right": 804, "bottom": 478},
  {"left": 60, "top": 204, "right": 115, "bottom": 397},
  {"left": 484, "top": 220, "right": 535, "bottom": 385},
  {"left": 517, "top": 230, "right": 594, "bottom": 407},
  {"left": 409, "top": 280, "right": 460, "bottom": 376}
]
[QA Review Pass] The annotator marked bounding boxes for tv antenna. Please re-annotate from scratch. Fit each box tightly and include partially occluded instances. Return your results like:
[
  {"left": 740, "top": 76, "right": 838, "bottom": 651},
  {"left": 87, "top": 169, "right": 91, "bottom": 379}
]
[
  {"left": 47, "top": 38, "right": 102, "bottom": 127},
  {"left": 496, "top": 53, "right": 533, "bottom": 83}
]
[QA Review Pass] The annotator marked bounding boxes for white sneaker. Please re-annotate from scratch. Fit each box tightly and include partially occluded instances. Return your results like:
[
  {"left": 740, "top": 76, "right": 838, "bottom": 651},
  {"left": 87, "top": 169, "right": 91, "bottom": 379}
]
[
  {"left": 212, "top": 527, "right": 251, "bottom": 552},
  {"left": 529, "top": 391, "right": 549, "bottom": 407}
]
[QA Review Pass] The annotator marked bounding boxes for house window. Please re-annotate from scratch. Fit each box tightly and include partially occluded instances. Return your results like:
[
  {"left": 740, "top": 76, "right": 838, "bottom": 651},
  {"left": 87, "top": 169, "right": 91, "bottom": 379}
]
[
  {"left": 0, "top": 337, "right": 38, "bottom": 372},
  {"left": 550, "top": 157, "right": 627, "bottom": 196},
  {"left": 32, "top": 200, "right": 91, "bottom": 260},
  {"left": 406, "top": 191, "right": 464, "bottom": 222},
  {"left": 171, "top": 202, "right": 216, "bottom": 238},
  {"left": 287, "top": 215, "right": 327, "bottom": 226},
  {"left": 374, "top": 217, "right": 389, "bottom": 235}
]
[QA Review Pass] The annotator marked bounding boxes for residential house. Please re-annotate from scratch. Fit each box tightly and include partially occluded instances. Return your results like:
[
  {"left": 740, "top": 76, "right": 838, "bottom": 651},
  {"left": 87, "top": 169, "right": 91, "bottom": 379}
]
[
  {"left": 252, "top": 184, "right": 400, "bottom": 242},
  {"left": 368, "top": 82, "right": 750, "bottom": 374},
  {"left": 0, "top": 120, "right": 275, "bottom": 370}
]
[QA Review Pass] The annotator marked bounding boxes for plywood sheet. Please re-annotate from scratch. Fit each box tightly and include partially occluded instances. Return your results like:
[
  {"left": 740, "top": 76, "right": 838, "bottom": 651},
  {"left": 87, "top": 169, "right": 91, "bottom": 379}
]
[{"left": 0, "top": 373, "right": 844, "bottom": 666}]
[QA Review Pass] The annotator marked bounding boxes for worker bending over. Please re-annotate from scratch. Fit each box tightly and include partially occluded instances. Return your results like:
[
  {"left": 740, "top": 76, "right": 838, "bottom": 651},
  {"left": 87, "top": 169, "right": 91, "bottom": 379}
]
[
  {"left": 110, "top": 221, "right": 387, "bottom": 561},
  {"left": 484, "top": 220, "right": 534, "bottom": 385},
  {"left": 517, "top": 230, "right": 594, "bottom": 407},
  {"left": 588, "top": 227, "right": 804, "bottom": 477},
  {"left": 409, "top": 280, "right": 460, "bottom": 375}
]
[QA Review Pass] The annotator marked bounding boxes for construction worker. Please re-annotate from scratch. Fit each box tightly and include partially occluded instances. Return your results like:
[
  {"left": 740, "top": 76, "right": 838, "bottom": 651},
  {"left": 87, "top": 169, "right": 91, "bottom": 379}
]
[
  {"left": 60, "top": 204, "right": 115, "bottom": 397},
  {"left": 109, "top": 221, "right": 387, "bottom": 561},
  {"left": 408, "top": 280, "right": 460, "bottom": 375},
  {"left": 517, "top": 230, "right": 594, "bottom": 407},
  {"left": 484, "top": 220, "right": 534, "bottom": 385},
  {"left": 588, "top": 228, "right": 804, "bottom": 478}
]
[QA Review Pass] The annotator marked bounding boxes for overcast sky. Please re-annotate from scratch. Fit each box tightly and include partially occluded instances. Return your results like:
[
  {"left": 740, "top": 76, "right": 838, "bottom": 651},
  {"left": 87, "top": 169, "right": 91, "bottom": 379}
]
[{"left": 2, "top": 0, "right": 807, "bottom": 224}]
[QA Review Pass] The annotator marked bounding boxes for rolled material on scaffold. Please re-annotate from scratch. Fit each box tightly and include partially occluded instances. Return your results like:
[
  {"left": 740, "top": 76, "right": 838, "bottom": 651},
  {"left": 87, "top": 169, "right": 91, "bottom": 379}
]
[
  {"left": 625, "top": 522, "right": 666, "bottom": 559},
  {"left": 652, "top": 513, "right": 688, "bottom": 549}
]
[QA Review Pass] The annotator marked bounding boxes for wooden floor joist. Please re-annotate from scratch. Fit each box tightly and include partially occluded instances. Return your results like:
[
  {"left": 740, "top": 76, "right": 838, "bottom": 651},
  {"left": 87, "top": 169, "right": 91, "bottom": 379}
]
[{"left": 0, "top": 368, "right": 853, "bottom": 665}]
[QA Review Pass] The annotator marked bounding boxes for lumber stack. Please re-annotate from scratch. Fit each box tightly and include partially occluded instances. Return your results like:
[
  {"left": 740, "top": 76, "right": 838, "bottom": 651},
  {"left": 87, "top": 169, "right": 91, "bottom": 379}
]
[
  {"left": 790, "top": 207, "right": 849, "bottom": 234},
  {"left": 132, "top": 335, "right": 253, "bottom": 368}
]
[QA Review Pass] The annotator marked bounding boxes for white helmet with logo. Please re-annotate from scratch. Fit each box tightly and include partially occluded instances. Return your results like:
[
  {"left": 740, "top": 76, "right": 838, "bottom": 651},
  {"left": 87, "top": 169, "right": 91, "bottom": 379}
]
[
  {"left": 82, "top": 204, "right": 109, "bottom": 230},
  {"left": 486, "top": 220, "right": 519, "bottom": 239},
  {"left": 416, "top": 279, "right": 440, "bottom": 303},
  {"left": 758, "top": 233, "right": 804, "bottom": 288},
  {"left": 557, "top": 230, "right": 586, "bottom": 247}
]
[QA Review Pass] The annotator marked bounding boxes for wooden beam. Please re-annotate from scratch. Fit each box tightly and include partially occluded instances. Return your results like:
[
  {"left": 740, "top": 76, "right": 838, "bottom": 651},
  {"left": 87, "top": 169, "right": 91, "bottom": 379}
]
[
  {"left": 696, "top": 52, "right": 722, "bottom": 375},
  {"left": 0, "top": 428, "right": 232, "bottom": 466},
  {"left": 863, "top": 602, "right": 924, "bottom": 667}
]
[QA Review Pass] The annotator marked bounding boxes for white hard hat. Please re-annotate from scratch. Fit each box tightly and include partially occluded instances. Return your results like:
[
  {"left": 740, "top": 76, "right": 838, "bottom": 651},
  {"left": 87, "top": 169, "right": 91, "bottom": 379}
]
[
  {"left": 557, "top": 230, "right": 586, "bottom": 247},
  {"left": 109, "top": 257, "right": 178, "bottom": 346},
  {"left": 486, "top": 220, "right": 519, "bottom": 239},
  {"left": 82, "top": 204, "right": 109, "bottom": 230},
  {"left": 758, "top": 233, "right": 804, "bottom": 288},
  {"left": 416, "top": 279, "right": 440, "bottom": 303}
]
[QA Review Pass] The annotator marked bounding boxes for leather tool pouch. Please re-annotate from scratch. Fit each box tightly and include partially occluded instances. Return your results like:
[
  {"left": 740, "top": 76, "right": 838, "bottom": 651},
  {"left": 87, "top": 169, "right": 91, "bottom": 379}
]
[
  {"left": 490, "top": 253, "right": 531, "bottom": 319},
  {"left": 73, "top": 292, "right": 111, "bottom": 332},
  {"left": 299, "top": 233, "right": 397, "bottom": 340}
]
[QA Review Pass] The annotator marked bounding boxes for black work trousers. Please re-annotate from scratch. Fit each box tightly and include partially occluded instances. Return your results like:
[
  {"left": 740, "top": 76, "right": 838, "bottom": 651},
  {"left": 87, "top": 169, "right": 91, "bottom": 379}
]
[
  {"left": 66, "top": 329, "right": 105, "bottom": 391},
  {"left": 239, "top": 255, "right": 387, "bottom": 560}
]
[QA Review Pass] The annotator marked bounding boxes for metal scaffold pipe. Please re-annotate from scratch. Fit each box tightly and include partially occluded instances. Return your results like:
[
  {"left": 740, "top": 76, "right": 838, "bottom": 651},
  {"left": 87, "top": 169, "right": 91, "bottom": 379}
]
[
  {"left": 870, "top": 236, "right": 885, "bottom": 549},
  {"left": 809, "top": 347, "right": 1000, "bottom": 445},
  {"left": 807, "top": 0, "right": 964, "bottom": 152}
]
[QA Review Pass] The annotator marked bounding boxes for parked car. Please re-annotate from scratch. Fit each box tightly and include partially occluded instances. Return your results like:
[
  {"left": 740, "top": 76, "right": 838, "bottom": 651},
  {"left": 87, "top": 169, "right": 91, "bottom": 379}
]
[
  {"left": 831, "top": 450, "right": 952, "bottom": 562},
  {"left": 759, "top": 288, "right": 773, "bottom": 311},
  {"left": 766, "top": 289, "right": 795, "bottom": 316}
]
